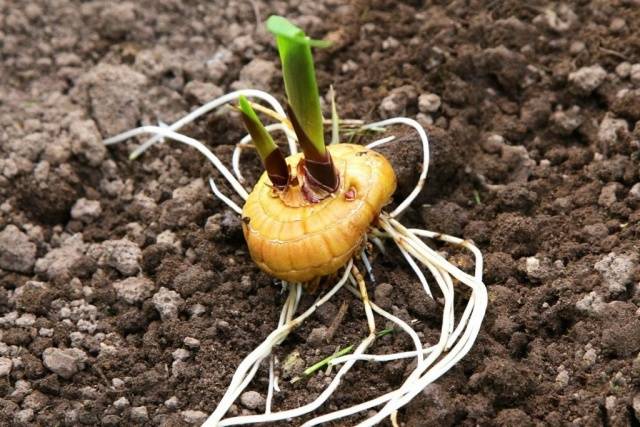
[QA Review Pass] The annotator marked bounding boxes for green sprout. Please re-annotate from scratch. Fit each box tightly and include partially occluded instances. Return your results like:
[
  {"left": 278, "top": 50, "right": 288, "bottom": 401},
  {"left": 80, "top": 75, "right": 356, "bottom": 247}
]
[
  {"left": 238, "top": 95, "right": 289, "bottom": 189},
  {"left": 297, "top": 328, "right": 396, "bottom": 380},
  {"left": 267, "top": 15, "right": 338, "bottom": 193}
]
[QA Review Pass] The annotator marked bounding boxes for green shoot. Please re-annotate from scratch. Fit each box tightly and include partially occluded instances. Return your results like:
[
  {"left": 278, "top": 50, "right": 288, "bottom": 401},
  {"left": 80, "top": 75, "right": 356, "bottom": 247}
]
[
  {"left": 266, "top": 15, "right": 329, "bottom": 160},
  {"left": 298, "top": 328, "right": 396, "bottom": 379},
  {"left": 302, "top": 345, "right": 354, "bottom": 378},
  {"left": 473, "top": 189, "right": 481, "bottom": 205},
  {"left": 238, "top": 95, "right": 289, "bottom": 189}
]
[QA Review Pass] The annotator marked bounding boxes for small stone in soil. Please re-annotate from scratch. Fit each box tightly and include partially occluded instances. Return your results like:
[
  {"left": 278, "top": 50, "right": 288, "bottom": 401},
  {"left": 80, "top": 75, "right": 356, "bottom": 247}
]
[
  {"left": 630, "top": 63, "right": 640, "bottom": 85},
  {"left": 616, "top": 62, "right": 631, "bottom": 78},
  {"left": 240, "top": 390, "right": 265, "bottom": 410},
  {"left": 113, "top": 277, "right": 155, "bottom": 304},
  {"left": 307, "top": 326, "right": 328, "bottom": 346},
  {"left": 550, "top": 106, "right": 583, "bottom": 135},
  {"left": 568, "top": 65, "right": 607, "bottom": 95},
  {"left": 34, "top": 234, "right": 87, "bottom": 282},
  {"left": 575, "top": 291, "right": 605, "bottom": 314},
  {"left": 633, "top": 395, "right": 640, "bottom": 420},
  {"left": 183, "top": 81, "right": 223, "bottom": 104},
  {"left": 555, "top": 367, "right": 569, "bottom": 388},
  {"left": 0, "top": 224, "right": 36, "bottom": 273},
  {"left": 69, "top": 119, "right": 107, "bottom": 167},
  {"left": 15, "top": 409, "right": 35, "bottom": 423},
  {"left": 152, "top": 287, "right": 185, "bottom": 320},
  {"left": 594, "top": 252, "right": 638, "bottom": 294},
  {"left": 98, "top": 238, "right": 142, "bottom": 276},
  {"left": 114, "top": 397, "right": 130, "bottom": 411},
  {"left": 598, "top": 182, "right": 622, "bottom": 208},
  {"left": 181, "top": 410, "right": 208, "bottom": 424},
  {"left": 582, "top": 347, "right": 597, "bottom": 367},
  {"left": 0, "top": 357, "right": 12, "bottom": 377},
  {"left": 378, "top": 85, "right": 417, "bottom": 118},
  {"left": 374, "top": 282, "right": 394, "bottom": 309},
  {"left": 129, "top": 406, "right": 148, "bottom": 422},
  {"left": 172, "top": 348, "right": 190, "bottom": 361},
  {"left": 165, "top": 396, "right": 179, "bottom": 410},
  {"left": 42, "top": 347, "right": 87, "bottom": 379},
  {"left": 418, "top": 93, "right": 441, "bottom": 113},
  {"left": 183, "top": 337, "right": 200, "bottom": 349},
  {"left": 70, "top": 198, "right": 102, "bottom": 222},
  {"left": 238, "top": 58, "right": 277, "bottom": 89}
]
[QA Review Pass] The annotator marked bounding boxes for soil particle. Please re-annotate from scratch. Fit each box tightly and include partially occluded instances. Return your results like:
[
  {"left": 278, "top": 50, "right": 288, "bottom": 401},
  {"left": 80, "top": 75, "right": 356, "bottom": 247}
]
[
  {"left": 113, "top": 276, "right": 155, "bottom": 304},
  {"left": 90, "top": 238, "right": 142, "bottom": 276},
  {"left": 71, "top": 64, "right": 148, "bottom": 136},
  {"left": 484, "top": 252, "right": 515, "bottom": 285},
  {"left": 172, "top": 264, "right": 215, "bottom": 298},
  {"left": 70, "top": 198, "right": 102, "bottom": 223},
  {"left": 152, "top": 287, "right": 185, "bottom": 320},
  {"left": 69, "top": 119, "right": 107, "bottom": 167},
  {"left": 520, "top": 96, "right": 552, "bottom": 131},
  {"left": 181, "top": 410, "right": 207, "bottom": 424},
  {"left": 13, "top": 282, "right": 54, "bottom": 315},
  {"left": 237, "top": 58, "right": 277, "bottom": 89},
  {"left": 550, "top": 106, "right": 583, "bottom": 136},
  {"left": 41, "top": 347, "right": 87, "bottom": 379},
  {"left": 594, "top": 252, "right": 638, "bottom": 295},
  {"left": 130, "top": 406, "right": 149, "bottom": 422},
  {"left": 496, "top": 408, "right": 534, "bottom": 426},
  {"left": 0, "top": 225, "right": 36, "bottom": 273},
  {"left": 611, "top": 89, "right": 640, "bottom": 121},
  {"left": 184, "top": 81, "right": 224, "bottom": 105},
  {"left": 601, "top": 302, "right": 640, "bottom": 358},
  {"left": 240, "top": 390, "right": 266, "bottom": 410},
  {"left": 469, "top": 357, "right": 534, "bottom": 405},
  {"left": 568, "top": 65, "right": 608, "bottom": 95},
  {"left": 480, "top": 46, "right": 528, "bottom": 94},
  {"left": 405, "top": 383, "right": 456, "bottom": 426},
  {"left": 97, "top": 2, "right": 137, "bottom": 41},
  {"left": 373, "top": 282, "right": 394, "bottom": 310},
  {"left": 17, "top": 166, "right": 81, "bottom": 224},
  {"left": 378, "top": 85, "right": 418, "bottom": 118},
  {"left": 418, "top": 93, "right": 441, "bottom": 113},
  {"left": 420, "top": 201, "right": 469, "bottom": 236},
  {"left": 0, "top": 358, "right": 12, "bottom": 377},
  {"left": 490, "top": 213, "right": 539, "bottom": 258}
]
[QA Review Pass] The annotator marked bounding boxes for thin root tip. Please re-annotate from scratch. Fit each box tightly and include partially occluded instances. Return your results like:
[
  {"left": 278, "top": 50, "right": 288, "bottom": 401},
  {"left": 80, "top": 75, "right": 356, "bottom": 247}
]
[{"left": 128, "top": 152, "right": 140, "bottom": 161}]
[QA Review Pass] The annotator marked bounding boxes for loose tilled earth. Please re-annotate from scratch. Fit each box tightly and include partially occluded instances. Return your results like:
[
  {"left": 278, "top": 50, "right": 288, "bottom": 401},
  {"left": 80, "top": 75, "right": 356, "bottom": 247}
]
[{"left": 1, "top": 0, "right": 640, "bottom": 426}]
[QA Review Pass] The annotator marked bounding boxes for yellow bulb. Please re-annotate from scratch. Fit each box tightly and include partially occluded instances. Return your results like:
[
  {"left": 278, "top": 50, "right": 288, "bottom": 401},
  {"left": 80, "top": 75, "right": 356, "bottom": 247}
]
[{"left": 241, "top": 144, "right": 396, "bottom": 283}]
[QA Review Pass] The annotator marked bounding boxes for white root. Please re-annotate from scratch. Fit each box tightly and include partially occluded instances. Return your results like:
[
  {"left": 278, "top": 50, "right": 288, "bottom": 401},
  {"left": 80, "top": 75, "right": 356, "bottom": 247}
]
[
  {"left": 215, "top": 265, "right": 377, "bottom": 427},
  {"left": 203, "top": 261, "right": 353, "bottom": 427},
  {"left": 103, "top": 88, "right": 486, "bottom": 426},
  {"left": 209, "top": 178, "right": 243, "bottom": 215},
  {"left": 304, "top": 215, "right": 486, "bottom": 427},
  {"left": 103, "top": 89, "right": 298, "bottom": 159},
  {"left": 363, "top": 117, "right": 430, "bottom": 218},
  {"left": 104, "top": 125, "right": 248, "bottom": 200}
]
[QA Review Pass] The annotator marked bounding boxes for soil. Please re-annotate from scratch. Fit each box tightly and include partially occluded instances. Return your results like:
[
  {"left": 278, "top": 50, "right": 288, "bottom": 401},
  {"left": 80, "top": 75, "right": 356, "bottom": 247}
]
[{"left": 1, "top": 0, "right": 640, "bottom": 426}]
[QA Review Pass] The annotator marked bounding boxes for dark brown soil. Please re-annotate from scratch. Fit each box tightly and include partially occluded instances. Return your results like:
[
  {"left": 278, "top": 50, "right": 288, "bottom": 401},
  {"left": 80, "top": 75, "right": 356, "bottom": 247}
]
[{"left": 2, "top": 1, "right": 640, "bottom": 426}]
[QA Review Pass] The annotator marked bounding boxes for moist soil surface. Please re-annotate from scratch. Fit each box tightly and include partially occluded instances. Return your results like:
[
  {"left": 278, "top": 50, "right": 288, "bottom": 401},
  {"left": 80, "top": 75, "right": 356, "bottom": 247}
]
[{"left": 2, "top": 0, "right": 640, "bottom": 426}]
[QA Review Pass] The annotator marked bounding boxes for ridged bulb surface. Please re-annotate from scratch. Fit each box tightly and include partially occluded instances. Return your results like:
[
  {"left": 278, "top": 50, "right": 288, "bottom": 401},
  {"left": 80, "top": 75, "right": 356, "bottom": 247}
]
[{"left": 241, "top": 143, "right": 396, "bottom": 283}]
